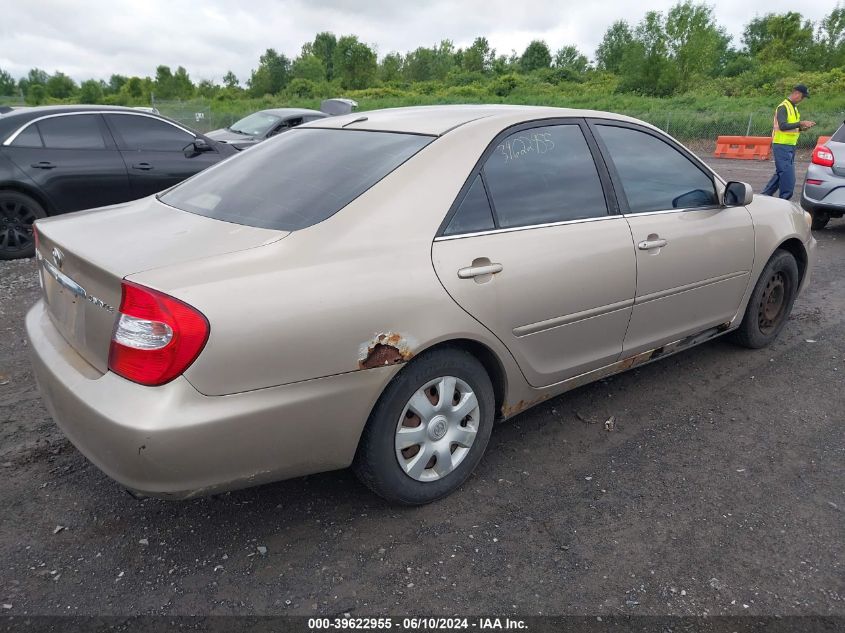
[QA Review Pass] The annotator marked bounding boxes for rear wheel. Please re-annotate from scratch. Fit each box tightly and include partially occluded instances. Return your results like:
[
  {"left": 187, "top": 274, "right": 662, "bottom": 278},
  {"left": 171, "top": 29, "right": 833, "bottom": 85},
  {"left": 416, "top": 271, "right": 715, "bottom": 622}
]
[
  {"left": 353, "top": 348, "right": 495, "bottom": 505},
  {"left": 811, "top": 210, "right": 830, "bottom": 231},
  {"left": 731, "top": 250, "right": 800, "bottom": 349},
  {"left": 0, "top": 191, "right": 46, "bottom": 260}
]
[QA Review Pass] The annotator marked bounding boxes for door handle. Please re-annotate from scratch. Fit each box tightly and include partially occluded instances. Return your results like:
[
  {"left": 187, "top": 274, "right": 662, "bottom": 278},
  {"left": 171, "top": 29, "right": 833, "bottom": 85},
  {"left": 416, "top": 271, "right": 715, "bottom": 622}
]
[
  {"left": 638, "top": 237, "right": 668, "bottom": 250},
  {"left": 131, "top": 162, "right": 153, "bottom": 171},
  {"left": 457, "top": 263, "right": 503, "bottom": 279},
  {"left": 30, "top": 161, "right": 56, "bottom": 170}
]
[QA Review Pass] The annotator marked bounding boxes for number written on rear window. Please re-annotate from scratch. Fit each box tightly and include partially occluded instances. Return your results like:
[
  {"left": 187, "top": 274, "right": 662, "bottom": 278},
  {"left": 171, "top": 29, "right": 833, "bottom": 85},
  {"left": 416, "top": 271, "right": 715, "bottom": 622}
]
[
  {"left": 595, "top": 125, "right": 717, "bottom": 213},
  {"left": 38, "top": 115, "right": 106, "bottom": 149},
  {"left": 106, "top": 114, "right": 194, "bottom": 152},
  {"left": 482, "top": 124, "right": 608, "bottom": 229}
]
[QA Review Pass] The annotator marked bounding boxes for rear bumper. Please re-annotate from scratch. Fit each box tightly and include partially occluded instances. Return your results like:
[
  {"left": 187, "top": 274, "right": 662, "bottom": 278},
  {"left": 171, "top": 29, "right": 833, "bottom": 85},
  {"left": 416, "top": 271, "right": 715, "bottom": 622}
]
[
  {"left": 801, "top": 191, "right": 845, "bottom": 217},
  {"left": 26, "top": 300, "right": 395, "bottom": 498}
]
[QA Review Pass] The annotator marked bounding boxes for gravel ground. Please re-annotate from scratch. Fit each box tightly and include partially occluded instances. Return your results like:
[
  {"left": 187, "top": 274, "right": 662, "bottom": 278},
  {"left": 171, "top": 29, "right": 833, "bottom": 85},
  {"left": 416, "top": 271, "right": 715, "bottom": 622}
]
[{"left": 0, "top": 158, "right": 842, "bottom": 617}]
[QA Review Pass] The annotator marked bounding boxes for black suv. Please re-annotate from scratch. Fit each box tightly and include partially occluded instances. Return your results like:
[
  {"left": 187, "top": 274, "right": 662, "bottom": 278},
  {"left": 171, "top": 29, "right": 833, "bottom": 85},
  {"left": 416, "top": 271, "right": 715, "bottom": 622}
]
[{"left": 0, "top": 106, "right": 236, "bottom": 259}]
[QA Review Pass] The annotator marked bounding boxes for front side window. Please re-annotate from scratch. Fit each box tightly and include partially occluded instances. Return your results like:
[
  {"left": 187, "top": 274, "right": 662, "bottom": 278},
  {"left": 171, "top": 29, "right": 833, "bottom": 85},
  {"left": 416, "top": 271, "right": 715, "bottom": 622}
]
[
  {"left": 482, "top": 124, "right": 608, "bottom": 229},
  {"left": 160, "top": 128, "right": 433, "bottom": 231},
  {"left": 38, "top": 115, "right": 105, "bottom": 149},
  {"left": 106, "top": 114, "right": 194, "bottom": 152},
  {"left": 595, "top": 125, "right": 718, "bottom": 213}
]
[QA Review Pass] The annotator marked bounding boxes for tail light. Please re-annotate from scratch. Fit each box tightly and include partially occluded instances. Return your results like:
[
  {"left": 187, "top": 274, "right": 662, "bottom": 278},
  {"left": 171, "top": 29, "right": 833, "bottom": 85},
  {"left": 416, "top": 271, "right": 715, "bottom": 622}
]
[
  {"left": 812, "top": 145, "right": 835, "bottom": 167},
  {"left": 108, "top": 281, "right": 209, "bottom": 386}
]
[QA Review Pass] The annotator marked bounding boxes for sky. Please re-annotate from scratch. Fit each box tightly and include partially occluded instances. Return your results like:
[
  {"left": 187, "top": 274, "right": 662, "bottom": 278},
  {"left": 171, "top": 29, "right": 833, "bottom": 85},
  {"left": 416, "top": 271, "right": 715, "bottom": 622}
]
[{"left": 0, "top": 0, "right": 835, "bottom": 84}]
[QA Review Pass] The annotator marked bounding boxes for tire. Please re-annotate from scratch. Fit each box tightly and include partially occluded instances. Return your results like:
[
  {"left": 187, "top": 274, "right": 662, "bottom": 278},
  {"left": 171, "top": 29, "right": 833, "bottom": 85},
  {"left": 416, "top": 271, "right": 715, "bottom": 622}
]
[
  {"left": 0, "top": 191, "right": 46, "bottom": 260},
  {"left": 731, "top": 250, "right": 800, "bottom": 349},
  {"left": 811, "top": 210, "right": 830, "bottom": 231},
  {"left": 353, "top": 347, "right": 495, "bottom": 505}
]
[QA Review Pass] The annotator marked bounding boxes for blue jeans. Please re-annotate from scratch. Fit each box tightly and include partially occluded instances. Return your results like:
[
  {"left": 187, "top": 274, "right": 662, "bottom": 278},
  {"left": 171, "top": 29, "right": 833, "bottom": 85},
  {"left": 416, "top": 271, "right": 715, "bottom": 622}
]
[{"left": 762, "top": 143, "right": 796, "bottom": 200}]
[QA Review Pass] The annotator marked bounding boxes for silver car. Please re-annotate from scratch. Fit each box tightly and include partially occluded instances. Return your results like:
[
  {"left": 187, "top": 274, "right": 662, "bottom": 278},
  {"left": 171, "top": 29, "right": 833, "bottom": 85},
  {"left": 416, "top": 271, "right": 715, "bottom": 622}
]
[
  {"left": 802, "top": 123, "right": 845, "bottom": 229},
  {"left": 27, "top": 105, "right": 816, "bottom": 505}
]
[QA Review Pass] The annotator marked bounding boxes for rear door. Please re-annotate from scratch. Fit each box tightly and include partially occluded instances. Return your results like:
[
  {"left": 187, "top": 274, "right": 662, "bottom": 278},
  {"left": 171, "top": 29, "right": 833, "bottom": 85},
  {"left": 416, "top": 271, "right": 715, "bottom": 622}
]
[
  {"left": 432, "top": 120, "right": 637, "bottom": 388},
  {"left": 4, "top": 113, "right": 131, "bottom": 212},
  {"left": 590, "top": 121, "right": 755, "bottom": 355},
  {"left": 104, "top": 113, "right": 221, "bottom": 198}
]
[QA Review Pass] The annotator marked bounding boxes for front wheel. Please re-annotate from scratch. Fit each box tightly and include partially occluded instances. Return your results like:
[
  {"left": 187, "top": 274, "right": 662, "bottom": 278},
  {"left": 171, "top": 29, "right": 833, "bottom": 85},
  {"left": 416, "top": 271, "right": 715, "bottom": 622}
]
[
  {"left": 353, "top": 348, "right": 495, "bottom": 505},
  {"left": 731, "top": 250, "right": 800, "bottom": 349},
  {"left": 0, "top": 191, "right": 46, "bottom": 260}
]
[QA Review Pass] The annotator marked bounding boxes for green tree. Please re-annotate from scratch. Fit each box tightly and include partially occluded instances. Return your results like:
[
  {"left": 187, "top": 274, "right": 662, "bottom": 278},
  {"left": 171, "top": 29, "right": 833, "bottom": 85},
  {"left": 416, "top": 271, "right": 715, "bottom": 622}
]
[
  {"left": 0, "top": 69, "right": 15, "bottom": 96},
  {"left": 520, "top": 40, "right": 552, "bottom": 72},
  {"left": 18, "top": 67, "right": 48, "bottom": 98},
  {"left": 595, "top": 20, "right": 634, "bottom": 72},
  {"left": 248, "top": 48, "right": 291, "bottom": 96},
  {"left": 379, "top": 52, "right": 403, "bottom": 82},
  {"left": 619, "top": 11, "right": 680, "bottom": 96},
  {"left": 462, "top": 37, "right": 494, "bottom": 73},
  {"left": 25, "top": 84, "right": 47, "bottom": 105},
  {"left": 553, "top": 45, "right": 589, "bottom": 74},
  {"left": 196, "top": 79, "right": 218, "bottom": 98},
  {"left": 404, "top": 46, "right": 437, "bottom": 81},
  {"left": 123, "top": 76, "right": 144, "bottom": 99},
  {"left": 303, "top": 32, "right": 338, "bottom": 81},
  {"left": 291, "top": 54, "right": 326, "bottom": 82},
  {"left": 814, "top": 5, "right": 845, "bottom": 69},
  {"left": 45, "top": 72, "right": 77, "bottom": 99},
  {"left": 172, "top": 66, "right": 194, "bottom": 98},
  {"left": 742, "top": 12, "right": 814, "bottom": 66},
  {"left": 665, "top": 1, "right": 730, "bottom": 85},
  {"left": 108, "top": 74, "right": 128, "bottom": 94},
  {"left": 332, "top": 35, "right": 377, "bottom": 89},
  {"left": 78, "top": 79, "right": 104, "bottom": 103},
  {"left": 154, "top": 65, "right": 176, "bottom": 98},
  {"left": 222, "top": 71, "right": 239, "bottom": 89}
]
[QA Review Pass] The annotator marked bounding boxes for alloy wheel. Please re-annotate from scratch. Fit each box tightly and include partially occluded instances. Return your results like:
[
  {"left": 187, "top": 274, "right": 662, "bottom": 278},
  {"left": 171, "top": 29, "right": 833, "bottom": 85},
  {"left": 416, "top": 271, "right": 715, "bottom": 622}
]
[{"left": 0, "top": 198, "right": 38, "bottom": 254}]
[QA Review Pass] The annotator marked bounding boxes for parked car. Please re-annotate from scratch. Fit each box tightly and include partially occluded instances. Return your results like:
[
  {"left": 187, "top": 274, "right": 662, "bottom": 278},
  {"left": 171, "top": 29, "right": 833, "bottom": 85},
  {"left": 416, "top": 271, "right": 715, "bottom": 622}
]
[
  {"left": 206, "top": 108, "right": 328, "bottom": 150},
  {"left": 801, "top": 123, "right": 845, "bottom": 229},
  {"left": 27, "top": 105, "right": 815, "bottom": 505},
  {"left": 0, "top": 105, "right": 236, "bottom": 259}
]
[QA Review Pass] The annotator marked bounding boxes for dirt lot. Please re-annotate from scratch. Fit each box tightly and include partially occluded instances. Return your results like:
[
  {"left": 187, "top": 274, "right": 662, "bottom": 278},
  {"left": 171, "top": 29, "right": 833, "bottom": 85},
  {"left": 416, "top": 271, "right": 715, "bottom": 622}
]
[{"left": 0, "top": 158, "right": 842, "bottom": 617}]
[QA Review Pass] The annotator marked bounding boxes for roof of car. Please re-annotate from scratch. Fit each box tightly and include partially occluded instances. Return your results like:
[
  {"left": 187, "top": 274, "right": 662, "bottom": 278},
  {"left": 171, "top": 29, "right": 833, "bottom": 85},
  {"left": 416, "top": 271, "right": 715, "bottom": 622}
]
[
  {"left": 260, "top": 108, "right": 327, "bottom": 119},
  {"left": 0, "top": 105, "right": 178, "bottom": 139},
  {"left": 309, "top": 104, "right": 647, "bottom": 136}
]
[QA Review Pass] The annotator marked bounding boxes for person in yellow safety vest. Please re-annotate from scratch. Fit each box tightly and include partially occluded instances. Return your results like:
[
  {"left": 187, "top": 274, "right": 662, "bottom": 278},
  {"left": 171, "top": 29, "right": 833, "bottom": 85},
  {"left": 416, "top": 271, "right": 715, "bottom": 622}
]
[{"left": 762, "top": 84, "right": 815, "bottom": 200}]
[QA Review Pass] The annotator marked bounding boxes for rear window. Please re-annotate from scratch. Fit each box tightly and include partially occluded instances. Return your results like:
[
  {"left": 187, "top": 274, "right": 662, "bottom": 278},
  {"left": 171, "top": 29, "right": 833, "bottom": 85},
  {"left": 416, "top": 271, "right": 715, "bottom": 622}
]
[
  {"left": 831, "top": 123, "right": 845, "bottom": 143},
  {"left": 159, "top": 128, "right": 433, "bottom": 231}
]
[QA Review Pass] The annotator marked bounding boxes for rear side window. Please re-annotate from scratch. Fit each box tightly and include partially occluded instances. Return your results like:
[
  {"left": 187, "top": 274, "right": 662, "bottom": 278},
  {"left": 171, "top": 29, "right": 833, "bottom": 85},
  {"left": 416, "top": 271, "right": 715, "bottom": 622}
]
[
  {"left": 105, "top": 114, "right": 195, "bottom": 151},
  {"left": 10, "top": 125, "right": 43, "bottom": 148},
  {"left": 482, "top": 124, "right": 608, "bottom": 228},
  {"left": 444, "top": 175, "right": 495, "bottom": 235},
  {"left": 831, "top": 124, "right": 845, "bottom": 143},
  {"left": 595, "top": 125, "right": 717, "bottom": 212},
  {"left": 160, "top": 128, "right": 433, "bottom": 231},
  {"left": 38, "top": 115, "right": 106, "bottom": 149}
]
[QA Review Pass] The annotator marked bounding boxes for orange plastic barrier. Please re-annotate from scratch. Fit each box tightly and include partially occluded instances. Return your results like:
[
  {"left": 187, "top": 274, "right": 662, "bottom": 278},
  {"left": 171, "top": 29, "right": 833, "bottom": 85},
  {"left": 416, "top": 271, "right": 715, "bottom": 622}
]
[{"left": 713, "top": 136, "right": 772, "bottom": 160}]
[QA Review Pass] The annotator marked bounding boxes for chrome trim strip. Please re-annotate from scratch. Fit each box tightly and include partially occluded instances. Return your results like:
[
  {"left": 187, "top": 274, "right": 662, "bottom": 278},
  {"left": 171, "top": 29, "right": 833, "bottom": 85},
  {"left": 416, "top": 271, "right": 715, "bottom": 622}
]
[
  {"left": 40, "top": 258, "right": 86, "bottom": 299},
  {"left": 2, "top": 110, "right": 196, "bottom": 146},
  {"left": 513, "top": 299, "right": 634, "bottom": 338},
  {"left": 621, "top": 205, "right": 724, "bottom": 218},
  {"left": 635, "top": 271, "right": 749, "bottom": 305},
  {"left": 433, "top": 214, "right": 621, "bottom": 241}
]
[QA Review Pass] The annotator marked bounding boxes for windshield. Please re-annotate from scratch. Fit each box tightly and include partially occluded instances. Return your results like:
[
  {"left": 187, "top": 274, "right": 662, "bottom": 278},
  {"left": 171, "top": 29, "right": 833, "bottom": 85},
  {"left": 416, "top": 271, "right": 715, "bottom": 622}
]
[
  {"left": 229, "top": 112, "right": 282, "bottom": 136},
  {"left": 159, "top": 128, "right": 434, "bottom": 231}
]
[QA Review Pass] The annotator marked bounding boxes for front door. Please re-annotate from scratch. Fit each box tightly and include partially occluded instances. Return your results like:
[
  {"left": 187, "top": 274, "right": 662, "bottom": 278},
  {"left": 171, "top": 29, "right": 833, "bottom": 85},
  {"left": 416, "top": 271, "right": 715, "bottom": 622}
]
[
  {"left": 432, "top": 122, "right": 637, "bottom": 388},
  {"left": 104, "top": 113, "right": 221, "bottom": 198},
  {"left": 590, "top": 122, "right": 755, "bottom": 355}
]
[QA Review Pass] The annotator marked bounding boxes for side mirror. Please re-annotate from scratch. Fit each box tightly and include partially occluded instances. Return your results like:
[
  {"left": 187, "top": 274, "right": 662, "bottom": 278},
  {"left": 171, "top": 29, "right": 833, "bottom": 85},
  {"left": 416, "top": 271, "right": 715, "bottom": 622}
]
[
  {"left": 723, "top": 181, "right": 753, "bottom": 206},
  {"left": 184, "top": 138, "right": 214, "bottom": 157}
]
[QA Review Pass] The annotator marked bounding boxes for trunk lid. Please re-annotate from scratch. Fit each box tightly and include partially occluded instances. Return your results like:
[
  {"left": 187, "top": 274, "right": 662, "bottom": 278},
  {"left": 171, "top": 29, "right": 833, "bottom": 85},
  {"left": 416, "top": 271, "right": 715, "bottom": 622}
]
[{"left": 35, "top": 196, "right": 286, "bottom": 373}]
